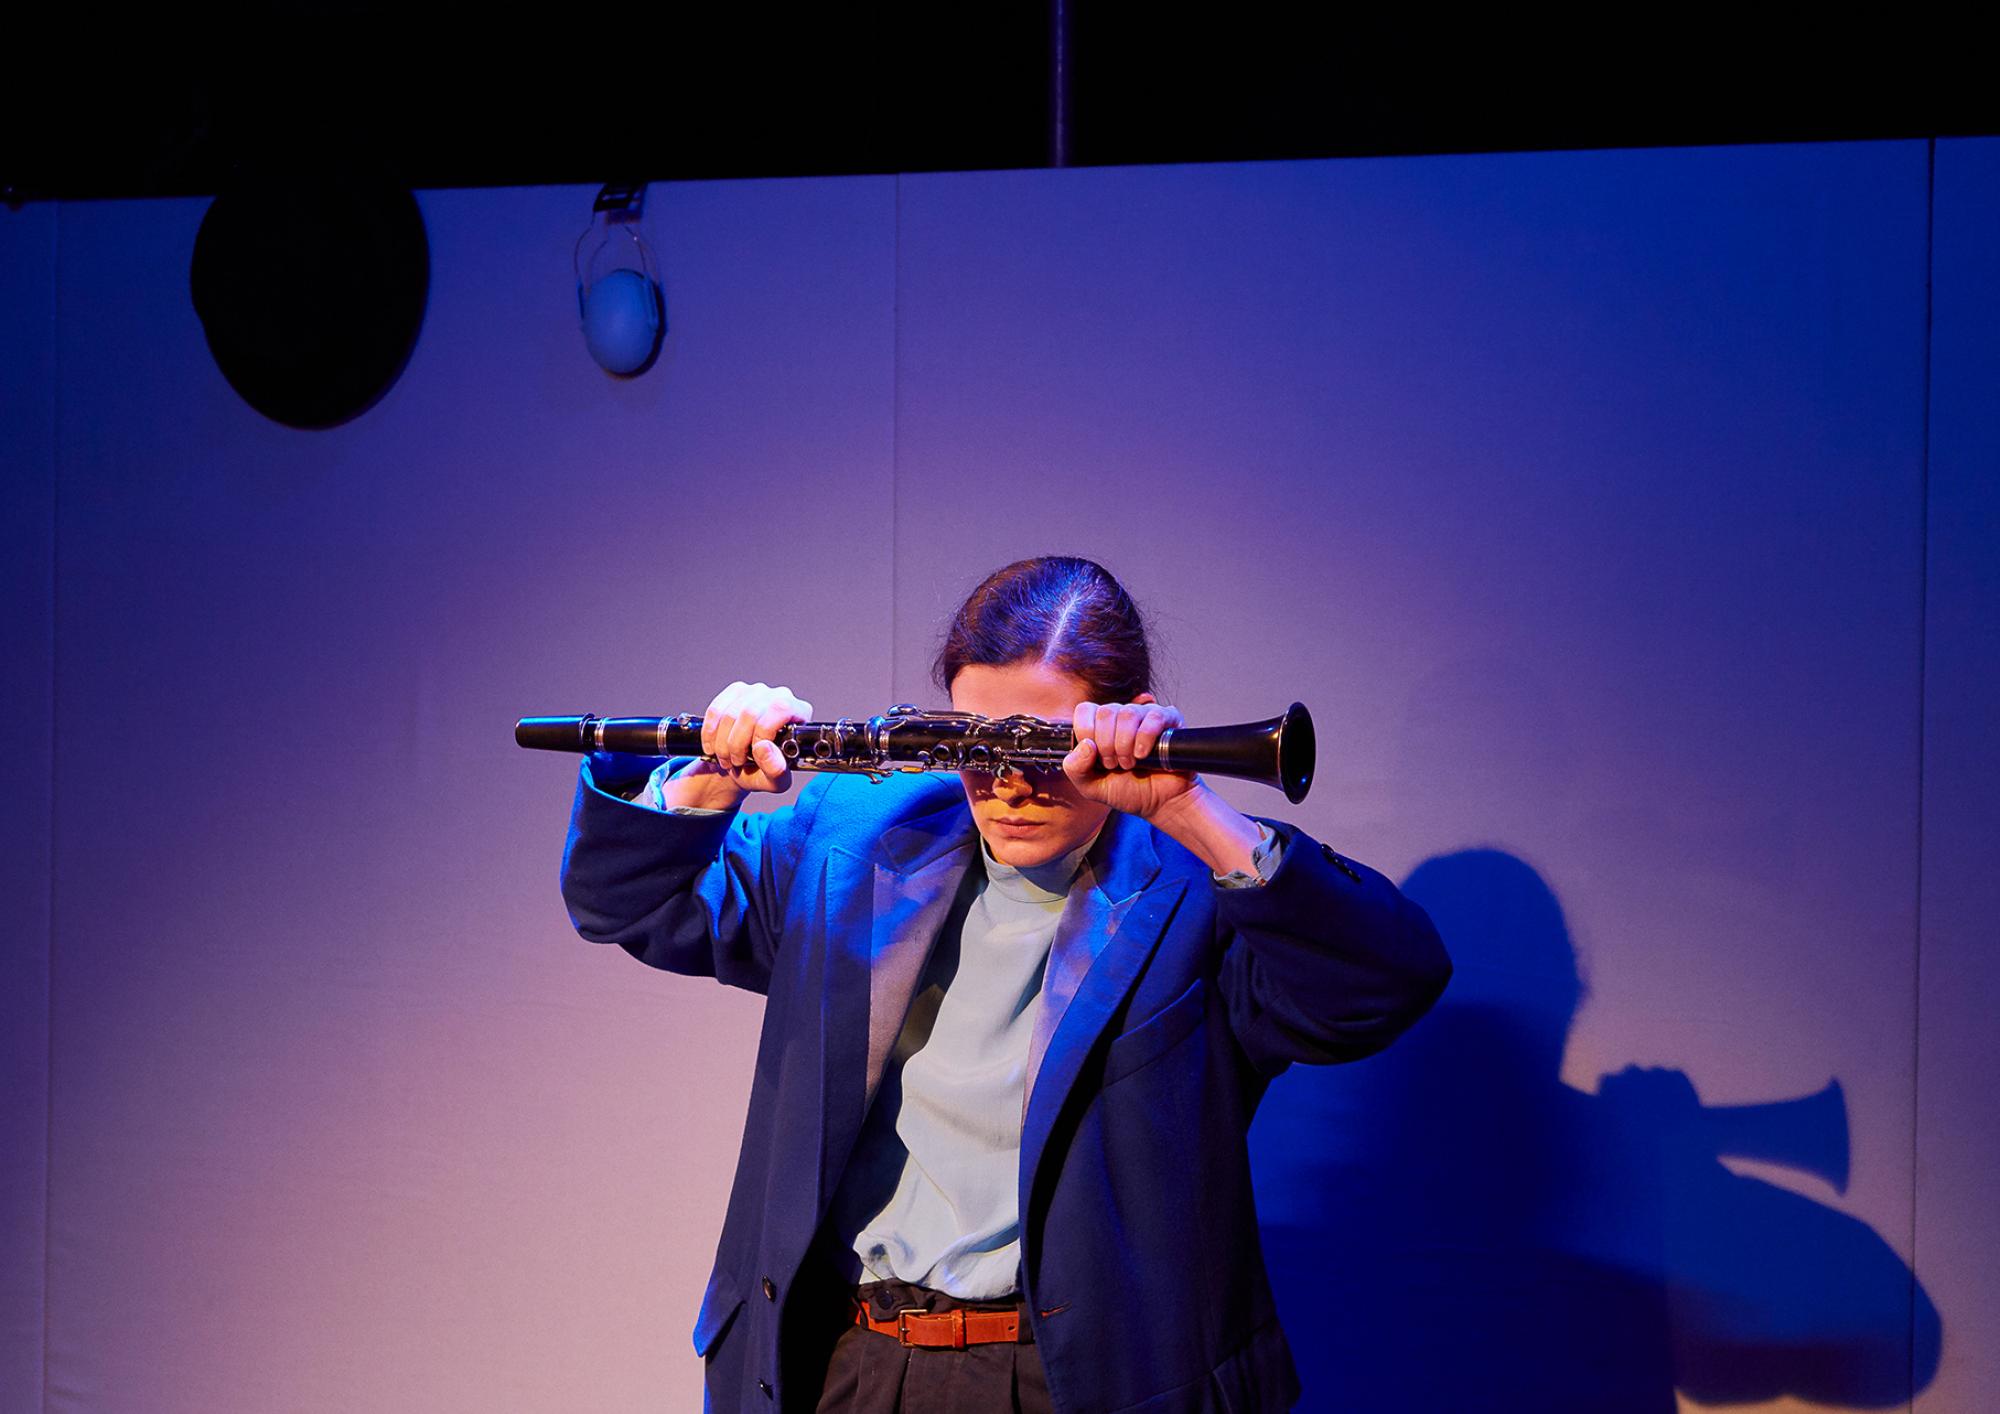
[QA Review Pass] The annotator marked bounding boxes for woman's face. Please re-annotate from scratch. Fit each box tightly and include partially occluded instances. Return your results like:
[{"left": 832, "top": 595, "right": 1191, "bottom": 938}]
[{"left": 949, "top": 659, "right": 1112, "bottom": 869}]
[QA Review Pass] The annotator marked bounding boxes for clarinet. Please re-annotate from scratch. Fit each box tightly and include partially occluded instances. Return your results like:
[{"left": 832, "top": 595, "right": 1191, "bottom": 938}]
[{"left": 516, "top": 703, "right": 1316, "bottom": 803}]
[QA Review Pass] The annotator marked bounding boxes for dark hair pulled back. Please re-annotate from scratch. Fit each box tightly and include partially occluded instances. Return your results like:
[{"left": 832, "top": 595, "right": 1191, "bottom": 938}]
[{"left": 932, "top": 556, "right": 1153, "bottom": 703}]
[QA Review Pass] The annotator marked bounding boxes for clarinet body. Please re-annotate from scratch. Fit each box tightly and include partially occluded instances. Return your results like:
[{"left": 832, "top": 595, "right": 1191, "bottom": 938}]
[{"left": 516, "top": 703, "right": 1316, "bottom": 803}]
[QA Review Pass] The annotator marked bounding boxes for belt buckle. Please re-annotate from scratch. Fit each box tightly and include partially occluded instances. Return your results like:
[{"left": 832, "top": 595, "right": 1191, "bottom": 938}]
[{"left": 896, "top": 1306, "right": 968, "bottom": 1350}]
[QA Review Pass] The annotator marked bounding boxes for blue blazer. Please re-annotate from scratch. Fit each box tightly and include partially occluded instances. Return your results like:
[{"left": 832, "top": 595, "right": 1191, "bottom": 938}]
[{"left": 561, "top": 756, "right": 1449, "bottom": 1413}]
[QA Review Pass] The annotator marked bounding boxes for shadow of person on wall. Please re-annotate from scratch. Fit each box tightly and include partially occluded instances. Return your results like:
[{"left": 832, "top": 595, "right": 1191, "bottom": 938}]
[{"left": 1250, "top": 849, "right": 1941, "bottom": 1413}]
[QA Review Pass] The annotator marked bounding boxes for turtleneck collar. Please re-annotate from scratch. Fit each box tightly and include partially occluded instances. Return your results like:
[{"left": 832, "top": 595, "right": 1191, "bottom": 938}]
[{"left": 977, "top": 826, "right": 1101, "bottom": 904}]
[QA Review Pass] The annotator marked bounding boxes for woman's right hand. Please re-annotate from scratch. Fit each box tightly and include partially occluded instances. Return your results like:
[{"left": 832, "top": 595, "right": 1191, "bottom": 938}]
[{"left": 679, "top": 681, "right": 813, "bottom": 797}]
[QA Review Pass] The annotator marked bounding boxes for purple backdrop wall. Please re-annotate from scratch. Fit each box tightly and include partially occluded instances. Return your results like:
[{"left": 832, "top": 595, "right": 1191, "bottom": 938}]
[
  {"left": 1916, "top": 136, "right": 2000, "bottom": 1414},
  {"left": 889, "top": 147, "right": 1938, "bottom": 1413},
  {"left": 1, "top": 140, "right": 1992, "bottom": 1412},
  {"left": 1, "top": 200, "right": 56, "bottom": 1414}
]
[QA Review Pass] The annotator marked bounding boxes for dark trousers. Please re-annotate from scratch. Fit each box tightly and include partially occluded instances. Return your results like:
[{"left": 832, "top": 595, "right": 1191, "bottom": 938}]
[{"left": 814, "top": 1280, "right": 1055, "bottom": 1414}]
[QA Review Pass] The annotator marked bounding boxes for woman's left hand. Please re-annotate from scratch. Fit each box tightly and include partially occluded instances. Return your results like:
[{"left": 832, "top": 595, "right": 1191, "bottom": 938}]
[{"left": 1062, "top": 698, "right": 1197, "bottom": 819}]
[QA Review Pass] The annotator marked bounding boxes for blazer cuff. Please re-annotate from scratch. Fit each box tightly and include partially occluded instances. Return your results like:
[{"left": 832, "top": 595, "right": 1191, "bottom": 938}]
[
  {"left": 1212, "top": 822, "right": 1282, "bottom": 889},
  {"left": 571, "top": 757, "right": 741, "bottom": 859},
  {"left": 583, "top": 754, "right": 737, "bottom": 816}
]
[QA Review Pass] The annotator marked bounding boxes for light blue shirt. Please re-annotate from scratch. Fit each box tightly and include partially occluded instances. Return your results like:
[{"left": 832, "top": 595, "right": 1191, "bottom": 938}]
[{"left": 830, "top": 831, "right": 1096, "bottom": 1299}]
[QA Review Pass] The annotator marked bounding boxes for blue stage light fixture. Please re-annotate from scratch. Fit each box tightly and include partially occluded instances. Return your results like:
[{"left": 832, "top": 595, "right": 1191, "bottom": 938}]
[{"left": 574, "top": 183, "right": 666, "bottom": 376}]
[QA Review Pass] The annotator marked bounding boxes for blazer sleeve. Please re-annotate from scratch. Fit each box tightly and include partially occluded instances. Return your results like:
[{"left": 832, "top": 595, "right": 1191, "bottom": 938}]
[
  {"left": 1213, "top": 819, "right": 1451, "bottom": 1075},
  {"left": 558, "top": 753, "right": 829, "bottom": 995}
]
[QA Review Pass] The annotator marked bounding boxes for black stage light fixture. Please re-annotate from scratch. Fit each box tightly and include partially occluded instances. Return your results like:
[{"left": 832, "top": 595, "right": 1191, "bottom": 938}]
[{"left": 190, "top": 168, "right": 430, "bottom": 429}]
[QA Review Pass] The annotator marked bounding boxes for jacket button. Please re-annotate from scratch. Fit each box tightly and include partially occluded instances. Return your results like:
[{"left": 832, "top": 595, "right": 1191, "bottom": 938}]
[
  {"left": 761, "top": 1276, "right": 777, "bottom": 1301},
  {"left": 758, "top": 1378, "right": 773, "bottom": 1397}
]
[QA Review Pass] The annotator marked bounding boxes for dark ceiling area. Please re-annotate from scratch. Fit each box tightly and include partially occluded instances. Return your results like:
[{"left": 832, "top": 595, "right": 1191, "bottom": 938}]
[{"left": 5, "top": 6, "right": 1994, "bottom": 204}]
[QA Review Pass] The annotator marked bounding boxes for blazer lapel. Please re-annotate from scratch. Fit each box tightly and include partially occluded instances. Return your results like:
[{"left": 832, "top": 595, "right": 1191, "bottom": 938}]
[
  {"left": 1020, "top": 813, "right": 1190, "bottom": 1210},
  {"left": 819, "top": 801, "right": 976, "bottom": 1206}
]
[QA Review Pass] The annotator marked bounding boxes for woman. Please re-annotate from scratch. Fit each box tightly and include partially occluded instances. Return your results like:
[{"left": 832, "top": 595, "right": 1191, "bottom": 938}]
[{"left": 560, "top": 557, "right": 1450, "bottom": 1413}]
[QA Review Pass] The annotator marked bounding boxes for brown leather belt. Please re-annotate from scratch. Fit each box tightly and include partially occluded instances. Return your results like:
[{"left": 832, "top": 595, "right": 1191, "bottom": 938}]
[{"left": 853, "top": 1301, "right": 1025, "bottom": 1349}]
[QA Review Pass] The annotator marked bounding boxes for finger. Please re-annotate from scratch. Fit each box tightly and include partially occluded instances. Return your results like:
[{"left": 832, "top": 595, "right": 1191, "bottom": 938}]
[
  {"left": 754, "top": 697, "right": 798, "bottom": 758},
  {"left": 1092, "top": 703, "right": 1122, "bottom": 770},
  {"left": 752, "top": 738, "right": 790, "bottom": 786},
  {"left": 714, "top": 700, "right": 742, "bottom": 768},
  {"left": 1063, "top": 739, "right": 1098, "bottom": 783},
  {"left": 1110, "top": 704, "right": 1144, "bottom": 769},
  {"left": 1133, "top": 704, "right": 1173, "bottom": 760},
  {"left": 702, "top": 681, "right": 747, "bottom": 761},
  {"left": 723, "top": 684, "right": 767, "bottom": 767},
  {"left": 1072, "top": 702, "right": 1099, "bottom": 748}
]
